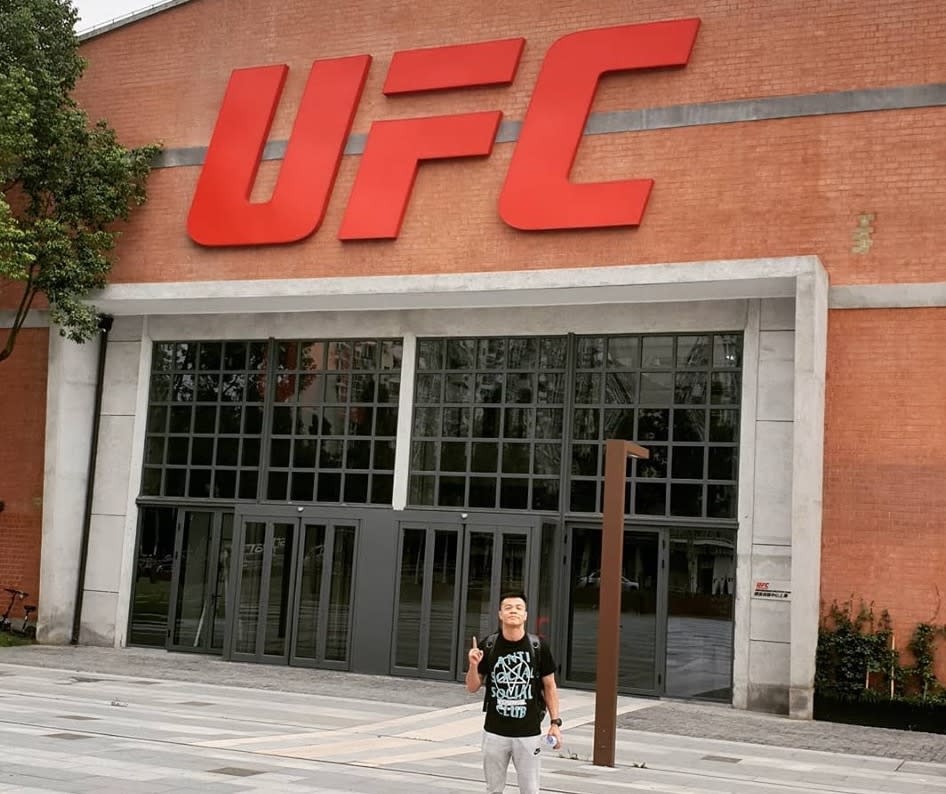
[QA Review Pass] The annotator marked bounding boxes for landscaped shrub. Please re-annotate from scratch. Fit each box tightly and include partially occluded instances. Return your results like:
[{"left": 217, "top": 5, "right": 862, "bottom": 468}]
[{"left": 815, "top": 599, "right": 946, "bottom": 732}]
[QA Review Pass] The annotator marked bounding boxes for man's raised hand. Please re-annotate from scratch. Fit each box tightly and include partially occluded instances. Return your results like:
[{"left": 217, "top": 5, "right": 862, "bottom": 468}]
[{"left": 468, "top": 634, "right": 484, "bottom": 666}]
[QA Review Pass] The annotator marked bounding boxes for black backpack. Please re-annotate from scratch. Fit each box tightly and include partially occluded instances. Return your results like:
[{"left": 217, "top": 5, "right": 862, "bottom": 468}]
[{"left": 481, "top": 632, "right": 547, "bottom": 719}]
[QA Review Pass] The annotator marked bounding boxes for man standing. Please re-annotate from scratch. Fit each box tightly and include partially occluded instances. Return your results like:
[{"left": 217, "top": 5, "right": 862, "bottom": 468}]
[{"left": 466, "top": 591, "right": 562, "bottom": 794}]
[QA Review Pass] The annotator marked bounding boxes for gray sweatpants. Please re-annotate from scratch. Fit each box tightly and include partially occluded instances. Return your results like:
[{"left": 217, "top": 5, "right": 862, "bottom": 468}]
[{"left": 481, "top": 730, "right": 544, "bottom": 794}]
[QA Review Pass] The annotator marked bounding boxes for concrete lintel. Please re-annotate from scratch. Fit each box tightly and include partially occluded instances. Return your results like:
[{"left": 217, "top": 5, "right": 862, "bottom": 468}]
[{"left": 88, "top": 258, "right": 818, "bottom": 316}]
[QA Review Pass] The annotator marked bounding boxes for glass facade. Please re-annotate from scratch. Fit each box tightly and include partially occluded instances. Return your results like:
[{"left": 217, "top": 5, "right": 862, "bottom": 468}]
[
  {"left": 267, "top": 339, "right": 402, "bottom": 505},
  {"left": 132, "top": 330, "right": 742, "bottom": 699},
  {"left": 141, "top": 338, "right": 402, "bottom": 505},
  {"left": 411, "top": 336, "right": 567, "bottom": 511},
  {"left": 409, "top": 333, "right": 742, "bottom": 518}
]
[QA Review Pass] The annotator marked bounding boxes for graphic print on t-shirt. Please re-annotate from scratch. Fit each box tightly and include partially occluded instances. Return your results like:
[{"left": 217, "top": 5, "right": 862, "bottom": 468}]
[{"left": 491, "top": 650, "right": 533, "bottom": 719}]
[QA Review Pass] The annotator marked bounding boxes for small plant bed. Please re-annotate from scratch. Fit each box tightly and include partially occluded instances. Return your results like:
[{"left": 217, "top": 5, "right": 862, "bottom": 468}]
[
  {"left": 0, "top": 632, "right": 34, "bottom": 648},
  {"left": 814, "top": 693, "right": 946, "bottom": 734},
  {"left": 815, "top": 600, "right": 946, "bottom": 733}
]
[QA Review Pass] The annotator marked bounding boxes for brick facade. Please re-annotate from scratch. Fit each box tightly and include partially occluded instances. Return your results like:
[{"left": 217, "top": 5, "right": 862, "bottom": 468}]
[
  {"left": 823, "top": 308, "right": 946, "bottom": 680},
  {"left": 0, "top": 328, "right": 48, "bottom": 617}
]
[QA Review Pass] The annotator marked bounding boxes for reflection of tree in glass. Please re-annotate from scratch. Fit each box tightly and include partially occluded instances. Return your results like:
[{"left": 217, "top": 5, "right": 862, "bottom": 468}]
[{"left": 674, "top": 336, "right": 711, "bottom": 408}]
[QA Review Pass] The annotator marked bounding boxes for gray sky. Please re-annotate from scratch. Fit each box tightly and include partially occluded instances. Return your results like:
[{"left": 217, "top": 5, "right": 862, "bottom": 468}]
[{"left": 72, "top": 0, "right": 158, "bottom": 32}]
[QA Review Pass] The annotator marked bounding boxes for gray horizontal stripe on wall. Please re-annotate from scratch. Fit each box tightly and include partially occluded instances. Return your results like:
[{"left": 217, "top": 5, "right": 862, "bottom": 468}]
[
  {"left": 829, "top": 282, "right": 946, "bottom": 309},
  {"left": 0, "top": 310, "right": 49, "bottom": 329},
  {"left": 153, "top": 82, "right": 946, "bottom": 169}
]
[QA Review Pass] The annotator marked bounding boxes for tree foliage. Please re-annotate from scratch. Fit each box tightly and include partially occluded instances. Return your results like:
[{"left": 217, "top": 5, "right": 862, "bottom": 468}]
[{"left": 0, "top": 0, "right": 160, "bottom": 362}]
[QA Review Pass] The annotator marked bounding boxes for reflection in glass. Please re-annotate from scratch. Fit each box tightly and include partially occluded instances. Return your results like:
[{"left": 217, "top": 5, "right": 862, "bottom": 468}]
[
  {"left": 295, "top": 523, "right": 327, "bottom": 661},
  {"left": 263, "top": 522, "right": 295, "bottom": 656},
  {"left": 130, "top": 507, "right": 176, "bottom": 646},
  {"left": 172, "top": 512, "right": 213, "bottom": 648},
  {"left": 211, "top": 515, "right": 232, "bottom": 650},
  {"left": 567, "top": 527, "right": 659, "bottom": 691},
  {"left": 325, "top": 525, "right": 355, "bottom": 661},
  {"left": 665, "top": 529, "right": 735, "bottom": 700},
  {"left": 464, "top": 533, "right": 494, "bottom": 645},
  {"left": 500, "top": 534, "right": 527, "bottom": 594},
  {"left": 235, "top": 521, "right": 265, "bottom": 654},
  {"left": 396, "top": 527, "right": 425, "bottom": 668},
  {"left": 427, "top": 531, "right": 458, "bottom": 671}
]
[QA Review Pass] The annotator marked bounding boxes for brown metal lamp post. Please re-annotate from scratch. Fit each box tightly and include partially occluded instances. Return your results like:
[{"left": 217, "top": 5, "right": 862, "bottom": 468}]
[{"left": 593, "top": 439, "right": 649, "bottom": 767}]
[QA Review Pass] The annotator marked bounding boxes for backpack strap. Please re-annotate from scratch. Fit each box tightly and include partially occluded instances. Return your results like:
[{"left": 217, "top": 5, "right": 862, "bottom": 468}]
[{"left": 528, "top": 633, "right": 547, "bottom": 717}]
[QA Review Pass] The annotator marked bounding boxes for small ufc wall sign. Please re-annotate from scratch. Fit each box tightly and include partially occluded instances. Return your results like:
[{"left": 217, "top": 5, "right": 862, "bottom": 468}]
[{"left": 187, "top": 18, "right": 700, "bottom": 247}]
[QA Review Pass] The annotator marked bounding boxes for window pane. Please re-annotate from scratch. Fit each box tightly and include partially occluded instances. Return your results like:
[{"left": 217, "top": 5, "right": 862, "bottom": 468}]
[
  {"left": 445, "top": 339, "right": 475, "bottom": 369},
  {"left": 674, "top": 372, "right": 707, "bottom": 405},
  {"left": 672, "top": 446, "right": 704, "bottom": 480},
  {"left": 676, "top": 336, "right": 711, "bottom": 368},
  {"left": 576, "top": 337, "right": 605, "bottom": 369},
  {"left": 635, "top": 482, "right": 666, "bottom": 515},
  {"left": 533, "top": 445, "right": 561, "bottom": 476},
  {"left": 469, "top": 477, "right": 497, "bottom": 508},
  {"left": 471, "top": 443, "right": 498, "bottom": 472},
  {"left": 640, "top": 372, "right": 672, "bottom": 403},
  {"left": 711, "top": 372, "right": 741, "bottom": 405},
  {"left": 641, "top": 336, "right": 673, "bottom": 368},
  {"left": 607, "top": 337, "right": 639, "bottom": 368},
  {"left": 500, "top": 479, "right": 528, "bottom": 509},
  {"left": 417, "top": 339, "right": 443, "bottom": 370},
  {"left": 670, "top": 483, "right": 703, "bottom": 517},
  {"left": 714, "top": 335, "right": 742, "bottom": 368},
  {"left": 709, "top": 447, "right": 738, "bottom": 480},
  {"left": 501, "top": 443, "right": 530, "bottom": 474},
  {"left": 438, "top": 476, "right": 465, "bottom": 506}
]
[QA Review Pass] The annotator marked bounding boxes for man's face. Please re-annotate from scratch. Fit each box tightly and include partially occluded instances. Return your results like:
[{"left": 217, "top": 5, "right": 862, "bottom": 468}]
[{"left": 498, "top": 597, "right": 527, "bottom": 627}]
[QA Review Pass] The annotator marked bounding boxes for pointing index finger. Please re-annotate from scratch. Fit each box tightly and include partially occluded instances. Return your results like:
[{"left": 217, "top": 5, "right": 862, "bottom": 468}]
[{"left": 472, "top": 635, "right": 478, "bottom": 649}]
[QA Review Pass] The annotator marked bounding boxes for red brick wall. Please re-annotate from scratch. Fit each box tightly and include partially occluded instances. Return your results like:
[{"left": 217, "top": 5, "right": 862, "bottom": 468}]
[
  {"left": 70, "top": 0, "right": 946, "bottom": 288},
  {"left": 823, "top": 308, "right": 946, "bottom": 680},
  {"left": 0, "top": 328, "right": 48, "bottom": 617}
]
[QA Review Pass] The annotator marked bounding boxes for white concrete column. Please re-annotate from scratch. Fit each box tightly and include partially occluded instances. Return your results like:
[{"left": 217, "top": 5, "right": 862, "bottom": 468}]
[
  {"left": 112, "top": 317, "right": 151, "bottom": 647},
  {"left": 789, "top": 267, "right": 829, "bottom": 719},
  {"left": 391, "top": 333, "right": 417, "bottom": 510},
  {"left": 37, "top": 332, "right": 101, "bottom": 644}
]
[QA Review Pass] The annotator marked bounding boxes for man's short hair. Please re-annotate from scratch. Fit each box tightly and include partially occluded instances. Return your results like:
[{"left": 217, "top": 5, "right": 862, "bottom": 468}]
[{"left": 499, "top": 590, "right": 527, "bottom": 606}]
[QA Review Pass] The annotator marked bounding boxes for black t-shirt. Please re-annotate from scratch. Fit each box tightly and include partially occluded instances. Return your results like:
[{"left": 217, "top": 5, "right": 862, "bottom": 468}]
[{"left": 477, "top": 633, "right": 556, "bottom": 737}]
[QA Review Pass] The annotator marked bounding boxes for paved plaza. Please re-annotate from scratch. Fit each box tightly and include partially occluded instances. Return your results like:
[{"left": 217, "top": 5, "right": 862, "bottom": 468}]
[{"left": 0, "top": 646, "right": 945, "bottom": 793}]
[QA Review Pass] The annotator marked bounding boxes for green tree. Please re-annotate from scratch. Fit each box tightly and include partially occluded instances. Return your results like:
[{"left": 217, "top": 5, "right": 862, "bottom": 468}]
[{"left": 0, "top": 0, "right": 160, "bottom": 362}]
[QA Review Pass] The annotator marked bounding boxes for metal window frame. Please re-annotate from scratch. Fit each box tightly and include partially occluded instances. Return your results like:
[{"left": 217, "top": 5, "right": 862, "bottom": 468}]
[
  {"left": 141, "top": 337, "right": 404, "bottom": 507},
  {"left": 407, "top": 333, "right": 742, "bottom": 521}
]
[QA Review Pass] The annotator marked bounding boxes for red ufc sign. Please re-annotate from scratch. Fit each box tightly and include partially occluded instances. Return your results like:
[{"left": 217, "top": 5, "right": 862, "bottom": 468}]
[{"left": 187, "top": 18, "right": 700, "bottom": 247}]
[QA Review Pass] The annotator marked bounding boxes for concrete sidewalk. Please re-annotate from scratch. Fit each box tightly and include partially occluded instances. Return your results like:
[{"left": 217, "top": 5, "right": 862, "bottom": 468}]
[
  {"left": 0, "top": 645, "right": 945, "bottom": 793},
  {"left": 2, "top": 644, "right": 945, "bottom": 762}
]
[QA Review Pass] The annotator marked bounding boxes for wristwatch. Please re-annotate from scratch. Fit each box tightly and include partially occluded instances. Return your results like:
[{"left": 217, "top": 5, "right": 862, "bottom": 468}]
[{"left": 549, "top": 717, "right": 563, "bottom": 727}]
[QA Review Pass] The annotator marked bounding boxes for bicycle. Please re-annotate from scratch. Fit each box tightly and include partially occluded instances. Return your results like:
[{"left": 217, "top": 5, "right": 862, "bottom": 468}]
[{"left": 0, "top": 587, "right": 36, "bottom": 638}]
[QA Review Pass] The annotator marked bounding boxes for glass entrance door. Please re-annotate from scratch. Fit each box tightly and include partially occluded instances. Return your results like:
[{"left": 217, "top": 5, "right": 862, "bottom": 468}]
[
  {"left": 167, "top": 510, "right": 233, "bottom": 653},
  {"left": 565, "top": 524, "right": 666, "bottom": 695},
  {"left": 390, "top": 515, "right": 540, "bottom": 680},
  {"left": 290, "top": 519, "right": 358, "bottom": 668},
  {"left": 391, "top": 522, "right": 461, "bottom": 679},
  {"left": 226, "top": 513, "right": 358, "bottom": 666},
  {"left": 458, "top": 520, "right": 540, "bottom": 676},
  {"left": 227, "top": 517, "right": 297, "bottom": 663}
]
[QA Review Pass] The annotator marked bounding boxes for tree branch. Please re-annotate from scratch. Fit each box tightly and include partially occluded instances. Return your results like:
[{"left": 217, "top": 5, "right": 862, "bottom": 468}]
[{"left": 0, "top": 271, "right": 38, "bottom": 363}]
